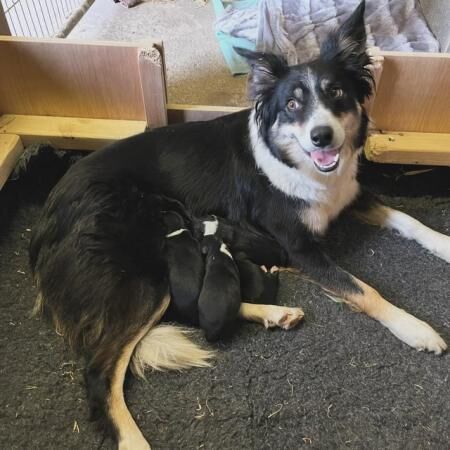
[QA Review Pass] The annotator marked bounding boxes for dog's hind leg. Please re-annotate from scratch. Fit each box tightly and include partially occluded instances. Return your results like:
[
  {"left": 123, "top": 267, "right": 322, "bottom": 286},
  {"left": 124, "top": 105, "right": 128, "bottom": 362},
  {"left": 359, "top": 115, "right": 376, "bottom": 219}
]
[
  {"left": 85, "top": 294, "right": 170, "bottom": 450},
  {"left": 239, "top": 303, "right": 304, "bottom": 330},
  {"left": 353, "top": 201, "right": 450, "bottom": 264}
]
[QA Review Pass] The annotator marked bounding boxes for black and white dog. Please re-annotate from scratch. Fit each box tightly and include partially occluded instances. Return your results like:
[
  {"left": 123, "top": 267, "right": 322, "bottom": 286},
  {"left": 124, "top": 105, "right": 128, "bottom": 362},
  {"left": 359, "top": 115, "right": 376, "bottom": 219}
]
[{"left": 30, "top": 2, "right": 449, "bottom": 449}]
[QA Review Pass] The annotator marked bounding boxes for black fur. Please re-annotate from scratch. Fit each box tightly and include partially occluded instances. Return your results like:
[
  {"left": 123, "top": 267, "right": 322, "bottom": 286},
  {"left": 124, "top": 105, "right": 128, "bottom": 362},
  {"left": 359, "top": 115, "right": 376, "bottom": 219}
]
[
  {"left": 198, "top": 236, "right": 241, "bottom": 342},
  {"left": 235, "top": 258, "right": 279, "bottom": 305},
  {"left": 163, "top": 211, "right": 203, "bottom": 325}
]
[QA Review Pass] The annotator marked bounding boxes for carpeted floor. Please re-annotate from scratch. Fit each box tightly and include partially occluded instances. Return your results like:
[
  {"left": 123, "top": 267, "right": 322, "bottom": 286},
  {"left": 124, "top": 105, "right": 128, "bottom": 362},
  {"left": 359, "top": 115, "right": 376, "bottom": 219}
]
[{"left": 0, "top": 152, "right": 449, "bottom": 450}]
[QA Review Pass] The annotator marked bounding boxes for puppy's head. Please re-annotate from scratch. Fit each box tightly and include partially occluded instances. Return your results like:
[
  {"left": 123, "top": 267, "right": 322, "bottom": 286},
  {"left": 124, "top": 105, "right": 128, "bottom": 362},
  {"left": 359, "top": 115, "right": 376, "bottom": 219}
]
[{"left": 236, "top": 1, "right": 373, "bottom": 174}]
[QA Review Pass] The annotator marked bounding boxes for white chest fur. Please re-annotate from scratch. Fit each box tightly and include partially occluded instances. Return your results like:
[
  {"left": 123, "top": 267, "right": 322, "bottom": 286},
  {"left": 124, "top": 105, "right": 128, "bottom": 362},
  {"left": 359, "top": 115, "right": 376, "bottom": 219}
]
[
  {"left": 300, "top": 174, "right": 359, "bottom": 235},
  {"left": 249, "top": 112, "right": 360, "bottom": 235}
]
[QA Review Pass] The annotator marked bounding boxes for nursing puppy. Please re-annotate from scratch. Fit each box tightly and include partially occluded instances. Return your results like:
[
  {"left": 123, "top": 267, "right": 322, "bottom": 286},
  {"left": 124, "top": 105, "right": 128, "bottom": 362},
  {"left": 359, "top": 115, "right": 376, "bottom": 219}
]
[
  {"left": 163, "top": 210, "right": 203, "bottom": 326},
  {"left": 163, "top": 211, "right": 287, "bottom": 333},
  {"left": 198, "top": 235, "right": 242, "bottom": 341},
  {"left": 198, "top": 215, "right": 283, "bottom": 305},
  {"left": 30, "top": 2, "right": 449, "bottom": 449}
]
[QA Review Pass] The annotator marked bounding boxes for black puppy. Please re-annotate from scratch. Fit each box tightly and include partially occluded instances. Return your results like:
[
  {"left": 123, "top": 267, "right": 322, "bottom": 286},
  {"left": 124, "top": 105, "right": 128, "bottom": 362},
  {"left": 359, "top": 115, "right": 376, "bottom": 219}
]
[
  {"left": 198, "top": 235, "right": 241, "bottom": 342},
  {"left": 163, "top": 210, "right": 242, "bottom": 341},
  {"left": 162, "top": 210, "right": 203, "bottom": 326},
  {"left": 198, "top": 216, "right": 286, "bottom": 305}
]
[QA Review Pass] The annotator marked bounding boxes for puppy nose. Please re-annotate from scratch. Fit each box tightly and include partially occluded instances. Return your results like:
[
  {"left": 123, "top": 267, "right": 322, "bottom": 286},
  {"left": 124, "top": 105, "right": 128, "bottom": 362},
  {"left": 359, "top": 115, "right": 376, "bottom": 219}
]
[{"left": 310, "top": 126, "right": 333, "bottom": 147}]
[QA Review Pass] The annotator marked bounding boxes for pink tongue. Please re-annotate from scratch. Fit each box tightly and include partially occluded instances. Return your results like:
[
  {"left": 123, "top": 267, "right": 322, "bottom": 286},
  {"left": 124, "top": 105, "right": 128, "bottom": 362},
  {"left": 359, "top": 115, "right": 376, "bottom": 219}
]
[{"left": 310, "top": 149, "right": 339, "bottom": 166}]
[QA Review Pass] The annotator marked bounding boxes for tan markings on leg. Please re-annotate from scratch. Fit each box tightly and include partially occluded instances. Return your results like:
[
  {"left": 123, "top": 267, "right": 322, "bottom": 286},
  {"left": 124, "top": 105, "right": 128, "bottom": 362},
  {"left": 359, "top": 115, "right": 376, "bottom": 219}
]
[
  {"left": 239, "top": 303, "right": 304, "bottom": 330},
  {"left": 110, "top": 294, "right": 170, "bottom": 450},
  {"left": 273, "top": 267, "right": 303, "bottom": 275},
  {"left": 355, "top": 204, "right": 450, "bottom": 263},
  {"left": 31, "top": 292, "right": 44, "bottom": 317},
  {"left": 343, "top": 278, "right": 447, "bottom": 355}
]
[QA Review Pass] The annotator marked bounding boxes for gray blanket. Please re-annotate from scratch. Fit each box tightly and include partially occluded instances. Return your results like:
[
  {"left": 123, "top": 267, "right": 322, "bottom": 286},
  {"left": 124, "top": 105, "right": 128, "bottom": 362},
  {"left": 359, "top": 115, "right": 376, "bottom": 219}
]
[{"left": 215, "top": 0, "right": 439, "bottom": 67}]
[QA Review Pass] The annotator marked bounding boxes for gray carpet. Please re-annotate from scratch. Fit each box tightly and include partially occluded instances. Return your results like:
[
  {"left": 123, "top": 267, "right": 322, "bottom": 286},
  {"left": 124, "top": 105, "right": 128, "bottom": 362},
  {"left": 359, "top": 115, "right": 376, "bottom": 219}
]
[{"left": 0, "top": 155, "right": 449, "bottom": 450}]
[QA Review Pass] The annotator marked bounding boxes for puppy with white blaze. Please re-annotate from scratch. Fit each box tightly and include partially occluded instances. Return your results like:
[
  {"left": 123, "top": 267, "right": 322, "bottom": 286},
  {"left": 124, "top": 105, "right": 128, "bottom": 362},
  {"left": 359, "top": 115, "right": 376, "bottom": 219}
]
[{"left": 30, "top": 1, "right": 448, "bottom": 449}]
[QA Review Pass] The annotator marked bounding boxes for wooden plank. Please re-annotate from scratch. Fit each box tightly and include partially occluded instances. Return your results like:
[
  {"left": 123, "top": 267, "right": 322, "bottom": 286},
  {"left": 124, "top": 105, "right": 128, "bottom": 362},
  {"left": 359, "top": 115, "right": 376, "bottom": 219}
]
[
  {"left": 167, "top": 104, "right": 245, "bottom": 123},
  {"left": 138, "top": 45, "right": 168, "bottom": 128},
  {"left": 0, "top": 36, "right": 163, "bottom": 120},
  {"left": 0, "top": 2, "right": 10, "bottom": 36},
  {"left": 0, "top": 115, "right": 147, "bottom": 150},
  {"left": 364, "top": 49, "right": 384, "bottom": 116},
  {"left": 365, "top": 132, "right": 450, "bottom": 166},
  {"left": 372, "top": 52, "right": 450, "bottom": 133},
  {"left": 0, "top": 134, "right": 24, "bottom": 189}
]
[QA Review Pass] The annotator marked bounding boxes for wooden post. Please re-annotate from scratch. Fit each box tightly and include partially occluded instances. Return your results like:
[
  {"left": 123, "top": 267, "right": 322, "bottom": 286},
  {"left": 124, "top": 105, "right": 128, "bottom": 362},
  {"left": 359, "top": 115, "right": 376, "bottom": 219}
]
[
  {"left": 0, "top": 2, "right": 11, "bottom": 36},
  {"left": 0, "top": 134, "right": 23, "bottom": 188},
  {"left": 138, "top": 44, "right": 168, "bottom": 129},
  {"left": 365, "top": 48, "right": 384, "bottom": 118}
]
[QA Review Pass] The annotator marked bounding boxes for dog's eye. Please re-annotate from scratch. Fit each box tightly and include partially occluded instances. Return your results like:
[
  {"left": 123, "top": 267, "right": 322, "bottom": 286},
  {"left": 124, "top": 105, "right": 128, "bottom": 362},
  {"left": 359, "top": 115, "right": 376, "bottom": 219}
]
[
  {"left": 287, "top": 99, "right": 300, "bottom": 111},
  {"left": 329, "top": 87, "right": 344, "bottom": 98}
]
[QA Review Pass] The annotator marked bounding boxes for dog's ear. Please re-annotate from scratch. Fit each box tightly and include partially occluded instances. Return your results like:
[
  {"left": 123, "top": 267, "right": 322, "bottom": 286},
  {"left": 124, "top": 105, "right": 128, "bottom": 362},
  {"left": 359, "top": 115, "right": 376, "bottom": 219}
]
[
  {"left": 320, "top": 1, "right": 367, "bottom": 67},
  {"left": 320, "top": 1, "right": 372, "bottom": 99},
  {"left": 234, "top": 47, "right": 288, "bottom": 101}
]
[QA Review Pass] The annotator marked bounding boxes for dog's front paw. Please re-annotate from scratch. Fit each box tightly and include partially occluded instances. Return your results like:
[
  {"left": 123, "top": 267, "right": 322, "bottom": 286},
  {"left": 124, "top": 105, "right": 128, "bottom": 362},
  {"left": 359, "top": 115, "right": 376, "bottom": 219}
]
[
  {"left": 384, "top": 308, "right": 447, "bottom": 355},
  {"left": 263, "top": 306, "right": 304, "bottom": 330}
]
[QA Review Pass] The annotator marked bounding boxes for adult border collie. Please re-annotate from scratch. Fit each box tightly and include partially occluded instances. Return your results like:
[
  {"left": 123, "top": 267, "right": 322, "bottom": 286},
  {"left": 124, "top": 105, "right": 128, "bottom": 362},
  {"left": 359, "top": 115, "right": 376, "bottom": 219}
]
[{"left": 30, "top": 2, "right": 449, "bottom": 449}]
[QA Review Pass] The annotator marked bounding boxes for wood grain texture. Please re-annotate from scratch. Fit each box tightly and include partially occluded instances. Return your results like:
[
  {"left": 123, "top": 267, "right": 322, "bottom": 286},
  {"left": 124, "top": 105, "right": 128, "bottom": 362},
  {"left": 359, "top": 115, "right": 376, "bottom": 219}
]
[
  {"left": 0, "top": 134, "right": 24, "bottom": 189},
  {"left": 0, "top": 114, "right": 146, "bottom": 150},
  {"left": 365, "top": 132, "right": 450, "bottom": 166},
  {"left": 0, "top": 36, "right": 163, "bottom": 120},
  {"left": 138, "top": 45, "right": 167, "bottom": 128},
  {"left": 372, "top": 52, "right": 450, "bottom": 133}
]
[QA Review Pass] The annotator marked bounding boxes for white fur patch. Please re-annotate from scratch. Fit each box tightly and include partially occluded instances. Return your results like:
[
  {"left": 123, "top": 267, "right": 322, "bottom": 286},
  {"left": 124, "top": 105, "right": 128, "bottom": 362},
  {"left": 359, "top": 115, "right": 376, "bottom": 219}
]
[
  {"left": 203, "top": 218, "right": 218, "bottom": 236},
  {"left": 220, "top": 243, "right": 233, "bottom": 259},
  {"left": 378, "top": 206, "right": 450, "bottom": 263},
  {"left": 381, "top": 306, "right": 447, "bottom": 354},
  {"left": 131, "top": 324, "right": 215, "bottom": 377},
  {"left": 165, "top": 228, "right": 186, "bottom": 238},
  {"left": 249, "top": 111, "right": 360, "bottom": 234}
]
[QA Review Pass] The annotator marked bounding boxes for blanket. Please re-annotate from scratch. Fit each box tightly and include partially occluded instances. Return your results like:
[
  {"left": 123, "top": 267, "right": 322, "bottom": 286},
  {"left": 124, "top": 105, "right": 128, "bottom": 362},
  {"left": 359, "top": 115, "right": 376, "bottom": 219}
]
[{"left": 214, "top": 0, "right": 439, "bottom": 73}]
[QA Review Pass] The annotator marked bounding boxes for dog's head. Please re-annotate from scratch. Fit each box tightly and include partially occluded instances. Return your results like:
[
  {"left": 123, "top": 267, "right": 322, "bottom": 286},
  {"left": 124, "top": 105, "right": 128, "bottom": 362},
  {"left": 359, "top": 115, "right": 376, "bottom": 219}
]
[{"left": 236, "top": 1, "right": 373, "bottom": 174}]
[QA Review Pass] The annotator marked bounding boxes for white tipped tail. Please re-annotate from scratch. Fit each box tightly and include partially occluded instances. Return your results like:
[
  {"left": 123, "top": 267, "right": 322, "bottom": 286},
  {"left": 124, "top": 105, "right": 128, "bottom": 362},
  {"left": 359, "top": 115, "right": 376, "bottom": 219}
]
[{"left": 131, "top": 324, "right": 215, "bottom": 378}]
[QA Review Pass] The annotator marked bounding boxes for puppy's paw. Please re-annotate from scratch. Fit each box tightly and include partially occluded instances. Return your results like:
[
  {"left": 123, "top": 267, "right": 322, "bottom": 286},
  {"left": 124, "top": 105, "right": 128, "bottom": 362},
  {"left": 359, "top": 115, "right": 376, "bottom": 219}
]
[
  {"left": 263, "top": 306, "right": 304, "bottom": 330},
  {"left": 384, "top": 309, "right": 447, "bottom": 355}
]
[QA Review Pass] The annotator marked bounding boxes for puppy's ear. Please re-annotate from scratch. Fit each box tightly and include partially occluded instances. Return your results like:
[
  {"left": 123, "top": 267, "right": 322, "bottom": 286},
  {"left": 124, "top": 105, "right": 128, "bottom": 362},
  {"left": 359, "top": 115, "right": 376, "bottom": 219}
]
[
  {"left": 320, "top": 1, "right": 372, "bottom": 99},
  {"left": 234, "top": 47, "right": 288, "bottom": 101}
]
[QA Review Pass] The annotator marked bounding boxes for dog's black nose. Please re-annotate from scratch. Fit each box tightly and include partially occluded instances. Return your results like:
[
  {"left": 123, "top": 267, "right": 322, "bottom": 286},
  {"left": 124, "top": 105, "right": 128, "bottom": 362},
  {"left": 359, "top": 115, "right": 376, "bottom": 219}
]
[{"left": 310, "top": 126, "right": 333, "bottom": 147}]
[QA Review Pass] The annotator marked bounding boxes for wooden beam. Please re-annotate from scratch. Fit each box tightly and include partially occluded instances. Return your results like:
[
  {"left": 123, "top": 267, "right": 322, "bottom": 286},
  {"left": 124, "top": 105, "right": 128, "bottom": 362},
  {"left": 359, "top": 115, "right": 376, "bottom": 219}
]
[
  {"left": 0, "top": 115, "right": 147, "bottom": 151},
  {"left": 0, "top": 134, "right": 24, "bottom": 189},
  {"left": 365, "top": 132, "right": 450, "bottom": 166},
  {"left": 364, "top": 49, "right": 384, "bottom": 116},
  {"left": 138, "top": 45, "right": 168, "bottom": 128},
  {"left": 167, "top": 104, "right": 245, "bottom": 123}
]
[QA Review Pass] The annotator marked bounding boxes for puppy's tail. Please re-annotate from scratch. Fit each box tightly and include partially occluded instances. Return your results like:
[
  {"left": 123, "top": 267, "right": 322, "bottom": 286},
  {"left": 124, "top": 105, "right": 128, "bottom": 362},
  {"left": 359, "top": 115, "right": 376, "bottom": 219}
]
[{"left": 131, "top": 324, "right": 215, "bottom": 378}]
